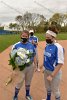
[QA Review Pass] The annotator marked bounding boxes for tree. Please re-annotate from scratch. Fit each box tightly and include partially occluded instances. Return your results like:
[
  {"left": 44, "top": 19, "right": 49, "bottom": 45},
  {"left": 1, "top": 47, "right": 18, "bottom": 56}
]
[
  {"left": 23, "top": 12, "right": 32, "bottom": 28},
  {"left": 49, "top": 13, "right": 61, "bottom": 25},
  {"left": 0, "top": 24, "right": 4, "bottom": 30},
  {"left": 49, "top": 13, "right": 67, "bottom": 27},
  {"left": 62, "top": 13, "right": 67, "bottom": 26},
  {"left": 15, "top": 12, "right": 46, "bottom": 30},
  {"left": 15, "top": 15, "right": 24, "bottom": 30},
  {"left": 49, "top": 13, "right": 67, "bottom": 32},
  {"left": 9, "top": 23, "right": 13, "bottom": 29},
  {"left": 9, "top": 23, "right": 20, "bottom": 32}
]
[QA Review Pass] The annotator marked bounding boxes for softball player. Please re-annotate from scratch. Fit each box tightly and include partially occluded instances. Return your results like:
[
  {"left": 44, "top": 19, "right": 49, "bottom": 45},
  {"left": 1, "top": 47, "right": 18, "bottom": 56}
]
[
  {"left": 29, "top": 29, "right": 40, "bottom": 72},
  {"left": 43, "top": 26, "right": 64, "bottom": 100},
  {"left": 12, "top": 30, "right": 37, "bottom": 100}
]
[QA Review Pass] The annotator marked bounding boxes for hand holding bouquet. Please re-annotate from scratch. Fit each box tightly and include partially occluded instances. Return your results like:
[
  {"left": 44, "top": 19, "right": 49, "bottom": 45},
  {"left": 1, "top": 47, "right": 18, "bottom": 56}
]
[{"left": 9, "top": 48, "right": 33, "bottom": 71}]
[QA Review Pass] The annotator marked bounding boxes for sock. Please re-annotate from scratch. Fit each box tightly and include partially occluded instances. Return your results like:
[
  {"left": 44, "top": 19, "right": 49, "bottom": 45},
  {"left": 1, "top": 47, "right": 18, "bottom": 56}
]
[
  {"left": 46, "top": 91, "right": 51, "bottom": 100},
  {"left": 14, "top": 87, "right": 20, "bottom": 98},
  {"left": 25, "top": 85, "right": 30, "bottom": 96}
]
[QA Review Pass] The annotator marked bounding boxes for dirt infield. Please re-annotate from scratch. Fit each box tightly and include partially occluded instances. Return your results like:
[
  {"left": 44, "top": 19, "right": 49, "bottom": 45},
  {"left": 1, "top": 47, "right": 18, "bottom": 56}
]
[{"left": 0, "top": 40, "right": 67, "bottom": 100}]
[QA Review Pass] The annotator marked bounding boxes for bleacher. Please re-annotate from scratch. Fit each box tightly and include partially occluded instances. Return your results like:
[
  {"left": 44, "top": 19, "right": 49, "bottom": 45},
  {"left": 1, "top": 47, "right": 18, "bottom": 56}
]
[{"left": 0, "top": 30, "right": 14, "bottom": 35}]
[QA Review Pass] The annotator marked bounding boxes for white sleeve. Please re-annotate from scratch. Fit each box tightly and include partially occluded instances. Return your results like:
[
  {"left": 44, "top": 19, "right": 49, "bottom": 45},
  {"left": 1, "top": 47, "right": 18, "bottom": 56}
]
[
  {"left": 11, "top": 44, "right": 15, "bottom": 50},
  {"left": 10, "top": 44, "right": 16, "bottom": 55},
  {"left": 11, "top": 41, "right": 20, "bottom": 51},
  {"left": 57, "top": 44, "right": 64, "bottom": 64}
]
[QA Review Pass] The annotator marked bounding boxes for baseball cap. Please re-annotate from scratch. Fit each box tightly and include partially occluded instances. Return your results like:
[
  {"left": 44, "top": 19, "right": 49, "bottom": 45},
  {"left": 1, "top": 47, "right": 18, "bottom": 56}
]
[{"left": 29, "top": 30, "right": 34, "bottom": 33}]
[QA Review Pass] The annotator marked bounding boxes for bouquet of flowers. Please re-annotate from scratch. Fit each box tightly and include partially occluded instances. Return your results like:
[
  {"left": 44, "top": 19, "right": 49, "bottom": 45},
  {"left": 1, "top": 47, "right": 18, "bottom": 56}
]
[{"left": 9, "top": 48, "right": 33, "bottom": 71}]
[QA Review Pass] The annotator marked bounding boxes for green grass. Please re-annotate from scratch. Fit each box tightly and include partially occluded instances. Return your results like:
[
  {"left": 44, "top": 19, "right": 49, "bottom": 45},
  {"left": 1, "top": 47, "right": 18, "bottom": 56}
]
[
  {"left": 0, "top": 32, "right": 67, "bottom": 53},
  {"left": 57, "top": 33, "right": 67, "bottom": 40},
  {"left": 36, "top": 32, "right": 67, "bottom": 41},
  {"left": 0, "top": 34, "right": 20, "bottom": 53}
]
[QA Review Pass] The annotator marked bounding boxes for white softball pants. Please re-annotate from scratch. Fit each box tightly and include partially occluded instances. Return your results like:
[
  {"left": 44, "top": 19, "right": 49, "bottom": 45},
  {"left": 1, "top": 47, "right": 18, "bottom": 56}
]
[{"left": 44, "top": 69, "right": 62, "bottom": 99}]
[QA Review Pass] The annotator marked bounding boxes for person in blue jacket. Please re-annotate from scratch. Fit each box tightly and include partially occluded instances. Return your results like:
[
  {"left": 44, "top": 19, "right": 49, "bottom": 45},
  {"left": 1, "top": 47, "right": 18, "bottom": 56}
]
[
  {"left": 12, "top": 30, "right": 37, "bottom": 100},
  {"left": 29, "top": 29, "right": 40, "bottom": 72},
  {"left": 43, "top": 26, "right": 64, "bottom": 100}
]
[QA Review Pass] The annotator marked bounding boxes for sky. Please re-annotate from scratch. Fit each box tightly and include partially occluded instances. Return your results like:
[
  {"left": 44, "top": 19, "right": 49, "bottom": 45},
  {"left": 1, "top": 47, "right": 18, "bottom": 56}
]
[{"left": 0, "top": 0, "right": 67, "bottom": 25}]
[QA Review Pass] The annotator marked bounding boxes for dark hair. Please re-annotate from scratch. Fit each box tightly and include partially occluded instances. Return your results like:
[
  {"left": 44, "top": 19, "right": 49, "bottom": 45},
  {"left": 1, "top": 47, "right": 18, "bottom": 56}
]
[
  {"left": 21, "top": 30, "right": 29, "bottom": 37},
  {"left": 48, "top": 25, "right": 58, "bottom": 34}
]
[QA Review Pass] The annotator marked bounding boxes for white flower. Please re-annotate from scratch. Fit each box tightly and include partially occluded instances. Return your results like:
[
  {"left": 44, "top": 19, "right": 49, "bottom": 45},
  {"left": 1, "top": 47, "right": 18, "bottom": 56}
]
[
  {"left": 15, "top": 57, "right": 25, "bottom": 66},
  {"left": 10, "top": 49, "right": 17, "bottom": 58},
  {"left": 26, "top": 59, "right": 30, "bottom": 63},
  {"left": 26, "top": 50, "right": 30, "bottom": 54},
  {"left": 17, "top": 48, "right": 27, "bottom": 54},
  {"left": 17, "top": 52, "right": 27, "bottom": 60}
]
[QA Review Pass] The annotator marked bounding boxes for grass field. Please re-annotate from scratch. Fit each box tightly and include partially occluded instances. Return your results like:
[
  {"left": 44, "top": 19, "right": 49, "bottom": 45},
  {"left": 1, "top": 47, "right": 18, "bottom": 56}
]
[{"left": 0, "top": 32, "right": 67, "bottom": 53}]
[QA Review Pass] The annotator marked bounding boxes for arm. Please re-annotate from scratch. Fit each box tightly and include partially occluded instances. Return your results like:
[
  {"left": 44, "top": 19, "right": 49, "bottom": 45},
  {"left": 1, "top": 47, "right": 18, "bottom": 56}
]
[
  {"left": 52, "top": 45, "right": 64, "bottom": 77},
  {"left": 32, "top": 40, "right": 38, "bottom": 46},
  {"left": 32, "top": 37, "right": 38, "bottom": 46},
  {"left": 47, "top": 64, "right": 63, "bottom": 81},
  {"left": 33, "top": 55, "right": 37, "bottom": 66},
  {"left": 51, "top": 64, "right": 63, "bottom": 77}
]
